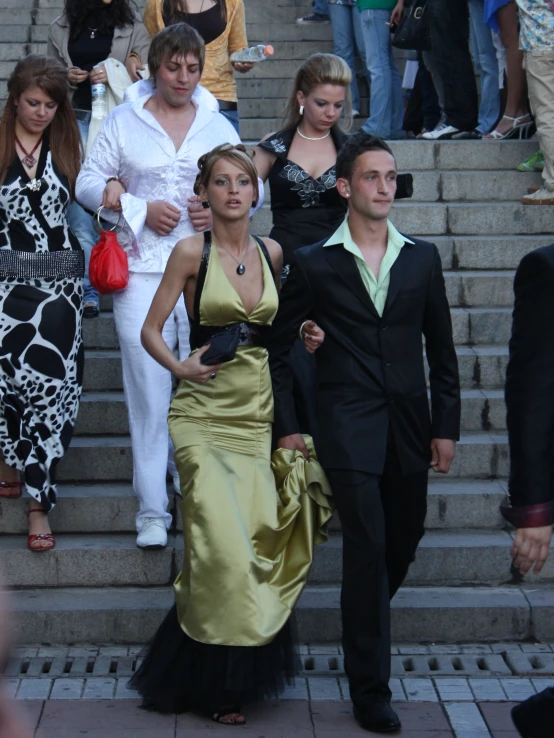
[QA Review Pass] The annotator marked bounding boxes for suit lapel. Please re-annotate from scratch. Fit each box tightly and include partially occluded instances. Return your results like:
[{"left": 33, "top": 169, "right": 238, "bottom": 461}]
[
  {"left": 383, "top": 242, "right": 412, "bottom": 316},
  {"left": 324, "top": 245, "right": 380, "bottom": 318}
]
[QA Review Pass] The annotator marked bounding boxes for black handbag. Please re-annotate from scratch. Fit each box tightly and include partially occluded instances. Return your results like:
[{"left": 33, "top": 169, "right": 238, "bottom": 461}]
[
  {"left": 392, "top": 0, "right": 431, "bottom": 51},
  {"left": 200, "top": 324, "right": 241, "bottom": 366}
]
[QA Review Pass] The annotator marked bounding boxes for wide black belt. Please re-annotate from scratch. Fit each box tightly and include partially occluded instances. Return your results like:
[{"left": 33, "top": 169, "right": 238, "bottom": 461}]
[
  {"left": 189, "top": 320, "right": 272, "bottom": 351},
  {"left": 0, "top": 249, "right": 84, "bottom": 280}
]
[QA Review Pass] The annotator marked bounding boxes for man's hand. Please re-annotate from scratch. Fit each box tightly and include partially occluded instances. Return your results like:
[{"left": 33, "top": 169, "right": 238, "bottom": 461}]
[
  {"left": 68, "top": 66, "right": 89, "bottom": 85},
  {"left": 102, "top": 180, "right": 126, "bottom": 210},
  {"left": 89, "top": 64, "right": 108, "bottom": 85},
  {"left": 277, "top": 433, "right": 309, "bottom": 459},
  {"left": 301, "top": 320, "right": 325, "bottom": 354},
  {"left": 125, "top": 55, "right": 145, "bottom": 82},
  {"left": 187, "top": 195, "right": 213, "bottom": 232},
  {"left": 512, "top": 525, "right": 552, "bottom": 575},
  {"left": 430, "top": 438, "right": 455, "bottom": 474},
  {"left": 146, "top": 201, "right": 181, "bottom": 236}
]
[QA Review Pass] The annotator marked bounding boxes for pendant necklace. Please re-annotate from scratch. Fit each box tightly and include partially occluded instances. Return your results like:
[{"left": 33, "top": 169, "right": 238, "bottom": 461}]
[
  {"left": 88, "top": 26, "right": 99, "bottom": 38},
  {"left": 297, "top": 127, "right": 331, "bottom": 141},
  {"left": 15, "top": 135, "right": 42, "bottom": 169},
  {"left": 213, "top": 232, "right": 250, "bottom": 275}
]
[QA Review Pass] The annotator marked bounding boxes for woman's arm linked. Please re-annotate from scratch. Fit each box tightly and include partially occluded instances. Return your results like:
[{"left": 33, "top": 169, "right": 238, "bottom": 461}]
[{"left": 141, "top": 236, "right": 220, "bottom": 383}]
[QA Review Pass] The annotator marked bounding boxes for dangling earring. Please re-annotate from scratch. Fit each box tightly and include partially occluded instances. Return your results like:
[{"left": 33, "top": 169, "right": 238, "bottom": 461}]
[
  {"left": 299, "top": 105, "right": 304, "bottom": 116},
  {"left": 201, "top": 200, "right": 210, "bottom": 209},
  {"left": 251, "top": 200, "right": 257, "bottom": 208}
]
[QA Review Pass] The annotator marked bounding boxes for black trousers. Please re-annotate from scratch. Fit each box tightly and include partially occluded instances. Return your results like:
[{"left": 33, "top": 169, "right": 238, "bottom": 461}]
[
  {"left": 326, "top": 438, "right": 428, "bottom": 708},
  {"left": 427, "top": 0, "right": 478, "bottom": 131}
]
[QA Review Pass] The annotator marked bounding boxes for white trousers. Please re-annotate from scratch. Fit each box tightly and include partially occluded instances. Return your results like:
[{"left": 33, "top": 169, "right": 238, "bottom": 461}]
[{"left": 113, "top": 272, "right": 190, "bottom": 531}]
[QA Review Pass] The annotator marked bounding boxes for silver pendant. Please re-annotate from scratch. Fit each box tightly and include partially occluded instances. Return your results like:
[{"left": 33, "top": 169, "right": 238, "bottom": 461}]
[
  {"left": 236, "top": 264, "right": 246, "bottom": 275},
  {"left": 90, "top": 30, "right": 96, "bottom": 38}
]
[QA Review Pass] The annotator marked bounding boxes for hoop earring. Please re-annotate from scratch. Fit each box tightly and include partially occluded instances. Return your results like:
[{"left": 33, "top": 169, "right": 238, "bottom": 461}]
[
  {"left": 299, "top": 105, "right": 304, "bottom": 116},
  {"left": 201, "top": 200, "right": 210, "bottom": 209}
]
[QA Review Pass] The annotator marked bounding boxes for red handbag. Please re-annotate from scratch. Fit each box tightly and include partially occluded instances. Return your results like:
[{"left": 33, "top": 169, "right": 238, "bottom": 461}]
[{"left": 89, "top": 208, "right": 129, "bottom": 294}]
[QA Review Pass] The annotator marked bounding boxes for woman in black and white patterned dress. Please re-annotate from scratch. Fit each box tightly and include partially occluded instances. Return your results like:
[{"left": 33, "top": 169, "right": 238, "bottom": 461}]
[{"left": 0, "top": 55, "right": 84, "bottom": 551}]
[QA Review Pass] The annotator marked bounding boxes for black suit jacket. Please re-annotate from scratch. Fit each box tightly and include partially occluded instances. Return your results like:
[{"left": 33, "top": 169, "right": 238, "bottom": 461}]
[
  {"left": 269, "top": 234, "right": 461, "bottom": 476},
  {"left": 504, "top": 244, "right": 554, "bottom": 528}
]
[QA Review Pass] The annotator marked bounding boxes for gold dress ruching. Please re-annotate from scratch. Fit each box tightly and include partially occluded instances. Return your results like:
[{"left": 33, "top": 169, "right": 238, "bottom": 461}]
[{"left": 130, "top": 236, "right": 333, "bottom": 714}]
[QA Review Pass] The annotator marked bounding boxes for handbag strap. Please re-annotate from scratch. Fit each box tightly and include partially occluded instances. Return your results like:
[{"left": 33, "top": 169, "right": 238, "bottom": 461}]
[{"left": 192, "top": 230, "right": 212, "bottom": 322}]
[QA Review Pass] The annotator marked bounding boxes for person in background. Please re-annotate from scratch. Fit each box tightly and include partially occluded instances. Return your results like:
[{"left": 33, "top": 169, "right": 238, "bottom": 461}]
[
  {"left": 503, "top": 243, "right": 554, "bottom": 737},
  {"left": 516, "top": 0, "right": 554, "bottom": 205},
  {"left": 48, "top": 0, "right": 151, "bottom": 319},
  {"left": 358, "top": 0, "right": 406, "bottom": 140},
  {"left": 143, "top": 0, "right": 251, "bottom": 134},
  {"left": 469, "top": 0, "right": 501, "bottom": 135},
  {"left": 402, "top": 52, "right": 441, "bottom": 138},
  {"left": 328, "top": 0, "right": 370, "bottom": 118},
  {"left": 255, "top": 53, "right": 351, "bottom": 440},
  {"left": 75, "top": 24, "right": 248, "bottom": 550},
  {"left": 297, "top": 0, "right": 331, "bottom": 24},
  {"left": 422, "top": 0, "right": 479, "bottom": 139},
  {"left": 0, "top": 55, "right": 84, "bottom": 552},
  {"left": 483, "top": 0, "right": 532, "bottom": 139}
]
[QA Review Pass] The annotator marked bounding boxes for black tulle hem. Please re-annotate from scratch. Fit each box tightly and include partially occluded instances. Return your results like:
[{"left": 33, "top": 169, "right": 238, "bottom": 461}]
[{"left": 129, "top": 604, "right": 300, "bottom": 714}]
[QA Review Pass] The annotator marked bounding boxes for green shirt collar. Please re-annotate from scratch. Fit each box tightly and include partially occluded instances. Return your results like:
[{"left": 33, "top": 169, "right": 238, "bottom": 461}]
[{"left": 323, "top": 217, "right": 414, "bottom": 253}]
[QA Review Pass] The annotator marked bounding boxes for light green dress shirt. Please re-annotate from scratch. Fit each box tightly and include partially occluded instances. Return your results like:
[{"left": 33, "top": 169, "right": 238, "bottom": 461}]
[{"left": 323, "top": 218, "right": 414, "bottom": 317}]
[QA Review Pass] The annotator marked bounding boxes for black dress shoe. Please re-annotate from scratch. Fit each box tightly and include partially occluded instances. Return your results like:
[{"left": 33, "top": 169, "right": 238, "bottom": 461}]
[
  {"left": 511, "top": 687, "right": 554, "bottom": 737},
  {"left": 354, "top": 703, "right": 401, "bottom": 734}
]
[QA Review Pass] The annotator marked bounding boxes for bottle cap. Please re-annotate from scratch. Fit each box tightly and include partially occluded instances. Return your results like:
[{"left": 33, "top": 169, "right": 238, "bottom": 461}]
[{"left": 264, "top": 45, "right": 275, "bottom": 56}]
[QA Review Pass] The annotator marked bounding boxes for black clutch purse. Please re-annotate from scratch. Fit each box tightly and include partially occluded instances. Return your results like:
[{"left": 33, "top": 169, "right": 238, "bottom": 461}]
[
  {"left": 392, "top": 0, "right": 430, "bottom": 51},
  {"left": 200, "top": 325, "right": 240, "bottom": 366}
]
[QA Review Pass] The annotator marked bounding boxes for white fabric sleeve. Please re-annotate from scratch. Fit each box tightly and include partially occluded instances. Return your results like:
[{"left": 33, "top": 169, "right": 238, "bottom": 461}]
[{"left": 76, "top": 113, "right": 148, "bottom": 240}]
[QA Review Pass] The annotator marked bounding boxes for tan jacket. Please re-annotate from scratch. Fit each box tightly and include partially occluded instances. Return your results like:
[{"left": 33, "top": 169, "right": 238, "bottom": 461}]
[
  {"left": 143, "top": 0, "right": 247, "bottom": 102},
  {"left": 47, "top": 12, "right": 152, "bottom": 72}
]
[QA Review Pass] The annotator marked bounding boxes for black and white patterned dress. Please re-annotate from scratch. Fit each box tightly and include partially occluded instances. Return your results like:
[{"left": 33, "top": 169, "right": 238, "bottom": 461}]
[{"left": 0, "top": 139, "right": 84, "bottom": 511}]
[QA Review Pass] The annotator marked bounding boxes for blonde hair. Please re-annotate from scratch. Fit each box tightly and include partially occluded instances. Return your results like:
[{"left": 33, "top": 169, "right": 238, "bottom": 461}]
[
  {"left": 282, "top": 53, "right": 352, "bottom": 132},
  {"left": 194, "top": 143, "right": 259, "bottom": 202}
]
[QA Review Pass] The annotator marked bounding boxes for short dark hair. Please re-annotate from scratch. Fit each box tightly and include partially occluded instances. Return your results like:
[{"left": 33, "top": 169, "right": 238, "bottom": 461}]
[
  {"left": 336, "top": 132, "right": 395, "bottom": 182},
  {"left": 148, "top": 22, "right": 205, "bottom": 79}
]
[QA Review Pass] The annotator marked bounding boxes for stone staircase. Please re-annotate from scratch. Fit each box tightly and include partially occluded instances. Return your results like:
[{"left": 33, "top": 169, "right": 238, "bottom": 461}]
[{"left": 1, "top": 0, "right": 554, "bottom": 646}]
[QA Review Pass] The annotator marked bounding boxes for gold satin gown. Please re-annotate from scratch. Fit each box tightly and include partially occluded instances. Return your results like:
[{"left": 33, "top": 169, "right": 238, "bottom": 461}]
[{"left": 131, "top": 237, "right": 333, "bottom": 714}]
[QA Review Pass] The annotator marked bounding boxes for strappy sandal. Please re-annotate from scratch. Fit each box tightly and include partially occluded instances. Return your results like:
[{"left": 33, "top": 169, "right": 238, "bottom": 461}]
[
  {"left": 211, "top": 707, "right": 246, "bottom": 726},
  {"left": 0, "top": 481, "right": 22, "bottom": 499},
  {"left": 483, "top": 114, "right": 533, "bottom": 140},
  {"left": 27, "top": 508, "right": 56, "bottom": 552}
]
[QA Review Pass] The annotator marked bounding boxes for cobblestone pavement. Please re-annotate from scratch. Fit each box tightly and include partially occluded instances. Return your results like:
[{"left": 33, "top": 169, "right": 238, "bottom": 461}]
[{"left": 4, "top": 644, "right": 553, "bottom": 736}]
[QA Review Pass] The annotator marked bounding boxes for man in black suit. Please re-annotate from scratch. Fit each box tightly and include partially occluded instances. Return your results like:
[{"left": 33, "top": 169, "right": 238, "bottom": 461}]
[
  {"left": 269, "top": 133, "right": 461, "bottom": 734},
  {"left": 503, "top": 245, "right": 554, "bottom": 738}
]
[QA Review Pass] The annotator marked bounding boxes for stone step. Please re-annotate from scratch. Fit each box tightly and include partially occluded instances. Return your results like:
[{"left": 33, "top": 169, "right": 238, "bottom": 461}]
[
  {"left": 444, "top": 271, "right": 514, "bottom": 308},
  {"left": 82, "top": 305, "right": 514, "bottom": 350},
  {"left": 72, "top": 388, "right": 507, "bottom": 436},
  {"left": 9, "top": 584, "right": 550, "bottom": 643},
  {"left": 55, "top": 432, "right": 508, "bottom": 482},
  {"left": 2, "top": 528, "right": 544, "bottom": 589},
  {"left": 0, "top": 479, "right": 507, "bottom": 535},
  {"left": 313, "top": 531, "right": 554, "bottom": 587},
  {"left": 446, "top": 236, "right": 552, "bottom": 271},
  {"left": 82, "top": 345, "right": 509, "bottom": 394}
]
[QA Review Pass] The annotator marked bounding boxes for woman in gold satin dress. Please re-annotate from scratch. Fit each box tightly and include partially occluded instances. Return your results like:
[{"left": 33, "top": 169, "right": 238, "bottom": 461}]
[{"left": 132, "top": 144, "right": 332, "bottom": 724}]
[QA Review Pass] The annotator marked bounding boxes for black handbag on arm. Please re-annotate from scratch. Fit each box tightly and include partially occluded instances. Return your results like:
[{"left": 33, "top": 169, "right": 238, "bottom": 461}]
[{"left": 392, "top": 0, "right": 431, "bottom": 51}]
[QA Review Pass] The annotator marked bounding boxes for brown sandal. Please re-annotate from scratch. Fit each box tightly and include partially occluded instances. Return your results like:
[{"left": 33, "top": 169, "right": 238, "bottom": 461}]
[
  {"left": 211, "top": 707, "right": 246, "bottom": 726},
  {"left": 27, "top": 509, "right": 55, "bottom": 552},
  {"left": 0, "top": 481, "right": 23, "bottom": 499}
]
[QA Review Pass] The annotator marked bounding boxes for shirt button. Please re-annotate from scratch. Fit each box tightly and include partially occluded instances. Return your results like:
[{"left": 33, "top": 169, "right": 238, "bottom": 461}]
[
  {"left": 381, "top": 325, "right": 388, "bottom": 331},
  {"left": 388, "top": 396, "right": 395, "bottom": 404},
  {"left": 385, "top": 361, "right": 391, "bottom": 367}
]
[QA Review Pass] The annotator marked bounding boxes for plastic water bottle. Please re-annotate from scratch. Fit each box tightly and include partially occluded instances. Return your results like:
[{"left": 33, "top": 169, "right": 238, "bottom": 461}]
[
  {"left": 91, "top": 83, "right": 108, "bottom": 121},
  {"left": 230, "top": 44, "right": 274, "bottom": 63}
]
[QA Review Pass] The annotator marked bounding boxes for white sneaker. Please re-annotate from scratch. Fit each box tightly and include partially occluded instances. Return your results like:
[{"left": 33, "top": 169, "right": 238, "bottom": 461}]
[
  {"left": 422, "top": 124, "right": 460, "bottom": 140},
  {"left": 136, "top": 518, "right": 168, "bottom": 549}
]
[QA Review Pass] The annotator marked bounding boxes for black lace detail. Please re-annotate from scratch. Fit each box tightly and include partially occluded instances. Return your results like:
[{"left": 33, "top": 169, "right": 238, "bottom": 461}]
[{"left": 279, "top": 164, "right": 338, "bottom": 208}]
